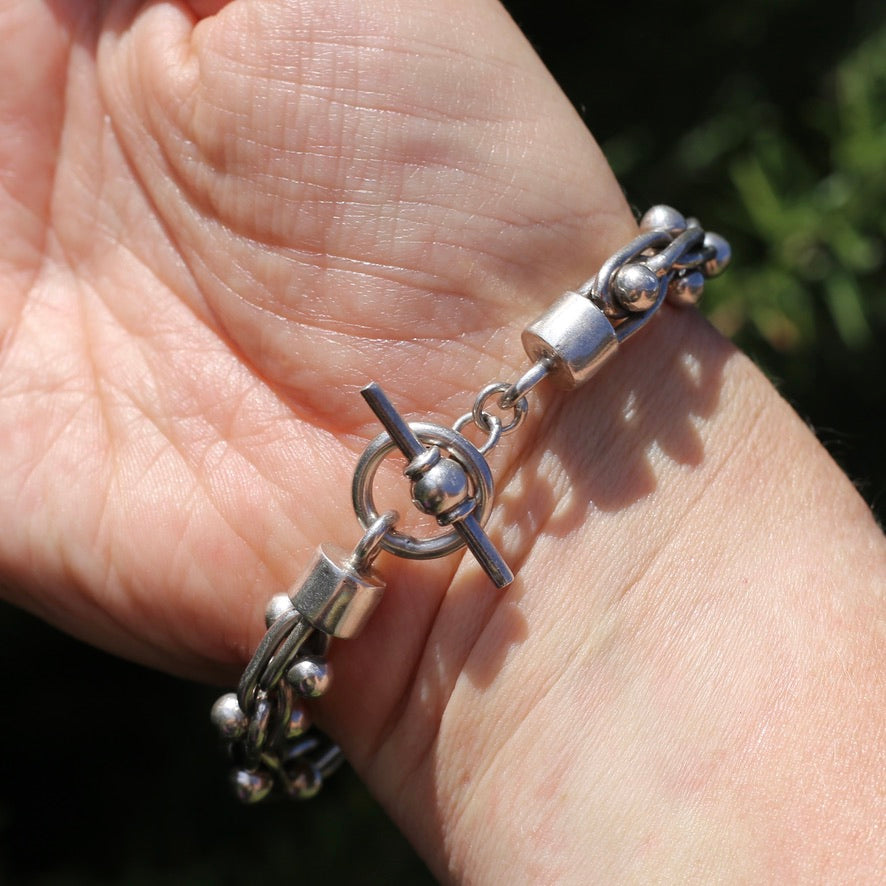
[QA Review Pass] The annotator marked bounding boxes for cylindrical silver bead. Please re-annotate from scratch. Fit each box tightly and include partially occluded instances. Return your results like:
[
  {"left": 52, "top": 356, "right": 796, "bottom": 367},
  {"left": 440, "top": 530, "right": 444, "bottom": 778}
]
[
  {"left": 289, "top": 544, "right": 386, "bottom": 639},
  {"left": 521, "top": 291, "right": 618, "bottom": 389}
]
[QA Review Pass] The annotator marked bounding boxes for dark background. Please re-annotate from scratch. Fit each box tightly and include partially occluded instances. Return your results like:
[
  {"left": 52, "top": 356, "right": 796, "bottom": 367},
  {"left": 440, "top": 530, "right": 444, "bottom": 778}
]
[{"left": 2, "top": 1, "right": 884, "bottom": 882}]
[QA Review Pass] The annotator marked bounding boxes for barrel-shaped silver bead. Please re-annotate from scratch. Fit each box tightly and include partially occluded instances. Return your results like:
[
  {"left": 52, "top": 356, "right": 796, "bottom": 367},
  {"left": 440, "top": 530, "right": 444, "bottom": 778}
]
[
  {"left": 289, "top": 544, "right": 386, "bottom": 639},
  {"left": 521, "top": 291, "right": 618, "bottom": 389}
]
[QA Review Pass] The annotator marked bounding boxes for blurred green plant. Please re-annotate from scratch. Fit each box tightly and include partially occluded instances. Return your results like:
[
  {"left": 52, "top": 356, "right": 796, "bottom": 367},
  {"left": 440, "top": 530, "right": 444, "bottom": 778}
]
[
  {"left": 699, "top": 25, "right": 886, "bottom": 355},
  {"left": 596, "top": 14, "right": 886, "bottom": 516}
]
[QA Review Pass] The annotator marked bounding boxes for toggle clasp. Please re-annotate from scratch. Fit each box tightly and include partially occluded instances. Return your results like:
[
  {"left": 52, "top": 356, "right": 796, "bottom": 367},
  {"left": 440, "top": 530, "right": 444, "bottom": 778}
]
[{"left": 351, "top": 383, "right": 513, "bottom": 589}]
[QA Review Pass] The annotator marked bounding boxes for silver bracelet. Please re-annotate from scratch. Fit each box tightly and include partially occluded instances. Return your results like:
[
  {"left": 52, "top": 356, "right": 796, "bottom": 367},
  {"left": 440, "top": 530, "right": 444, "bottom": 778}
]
[{"left": 209, "top": 205, "right": 731, "bottom": 802}]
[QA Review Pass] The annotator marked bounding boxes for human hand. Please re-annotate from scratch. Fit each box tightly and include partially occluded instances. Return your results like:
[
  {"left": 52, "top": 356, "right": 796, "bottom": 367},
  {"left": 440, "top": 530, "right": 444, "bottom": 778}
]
[
  {"left": 2, "top": 2, "right": 883, "bottom": 882},
  {"left": 0, "top": 0, "right": 629, "bottom": 670}
]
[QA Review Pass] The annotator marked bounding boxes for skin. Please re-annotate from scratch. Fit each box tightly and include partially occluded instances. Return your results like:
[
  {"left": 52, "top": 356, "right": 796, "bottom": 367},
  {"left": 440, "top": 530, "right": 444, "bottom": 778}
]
[{"left": 1, "top": 1, "right": 884, "bottom": 882}]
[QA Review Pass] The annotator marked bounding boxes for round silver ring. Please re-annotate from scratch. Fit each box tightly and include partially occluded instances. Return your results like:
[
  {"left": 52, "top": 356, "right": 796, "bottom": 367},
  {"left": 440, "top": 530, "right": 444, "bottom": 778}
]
[
  {"left": 351, "top": 422, "right": 494, "bottom": 560},
  {"left": 351, "top": 509, "right": 399, "bottom": 570},
  {"left": 472, "top": 382, "right": 527, "bottom": 436},
  {"left": 452, "top": 412, "right": 502, "bottom": 456}
]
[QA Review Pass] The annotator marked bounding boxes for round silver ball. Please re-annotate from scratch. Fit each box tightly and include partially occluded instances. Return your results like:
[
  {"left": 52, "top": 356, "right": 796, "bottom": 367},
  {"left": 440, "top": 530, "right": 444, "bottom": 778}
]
[
  {"left": 639, "top": 205, "right": 687, "bottom": 235},
  {"left": 231, "top": 767, "right": 274, "bottom": 804},
  {"left": 411, "top": 458, "right": 469, "bottom": 516},
  {"left": 612, "top": 263, "right": 660, "bottom": 312},
  {"left": 285, "top": 761, "right": 322, "bottom": 801},
  {"left": 702, "top": 232, "right": 731, "bottom": 277},
  {"left": 210, "top": 692, "right": 249, "bottom": 741},
  {"left": 265, "top": 593, "right": 295, "bottom": 628},
  {"left": 667, "top": 270, "right": 705, "bottom": 307},
  {"left": 286, "top": 657, "right": 332, "bottom": 698},
  {"left": 284, "top": 703, "right": 312, "bottom": 739}
]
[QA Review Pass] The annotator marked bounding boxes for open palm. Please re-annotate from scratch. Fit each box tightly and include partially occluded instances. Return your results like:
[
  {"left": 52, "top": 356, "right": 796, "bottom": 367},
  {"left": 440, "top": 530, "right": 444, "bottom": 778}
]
[{"left": 0, "top": 0, "right": 630, "bottom": 678}]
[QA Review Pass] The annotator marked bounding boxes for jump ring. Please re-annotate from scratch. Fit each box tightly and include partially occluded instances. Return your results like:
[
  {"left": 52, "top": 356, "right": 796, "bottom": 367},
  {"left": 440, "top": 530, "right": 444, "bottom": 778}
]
[
  {"left": 452, "top": 412, "right": 502, "bottom": 455},
  {"left": 472, "top": 382, "right": 527, "bottom": 436},
  {"left": 350, "top": 510, "right": 399, "bottom": 571}
]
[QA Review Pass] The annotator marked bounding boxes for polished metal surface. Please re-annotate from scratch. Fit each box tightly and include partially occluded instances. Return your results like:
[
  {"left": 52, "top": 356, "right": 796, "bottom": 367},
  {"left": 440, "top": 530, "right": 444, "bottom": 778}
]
[
  {"left": 212, "top": 204, "right": 732, "bottom": 803},
  {"left": 264, "top": 593, "right": 295, "bottom": 628},
  {"left": 639, "top": 204, "right": 688, "bottom": 235},
  {"left": 411, "top": 458, "right": 470, "bottom": 515},
  {"left": 471, "top": 382, "right": 528, "bottom": 436},
  {"left": 245, "top": 691, "right": 273, "bottom": 763},
  {"left": 282, "top": 699, "right": 311, "bottom": 740},
  {"left": 499, "top": 357, "right": 552, "bottom": 409},
  {"left": 236, "top": 607, "right": 306, "bottom": 713},
  {"left": 283, "top": 760, "right": 323, "bottom": 800},
  {"left": 354, "top": 385, "right": 513, "bottom": 588},
  {"left": 212, "top": 604, "right": 340, "bottom": 802},
  {"left": 644, "top": 227, "right": 704, "bottom": 276},
  {"left": 522, "top": 291, "right": 619, "bottom": 388},
  {"left": 702, "top": 231, "right": 731, "bottom": 276},
  {"left": 350, "top": 509, "right": 399, "bottom": 572},
  {"left": 613, "top": 283, "right": 667, "bottom": 343},
  {"left": 612, "top": 262, "right": 660, "bottom": 312},
  {"left": 210, "top": 693, "right": 248, "bottom": 741},
  {"left": 583, "top": 229, "right": 671, "bottom": 317},
  {"left": 353, "top": 423, "right": 491, "bottom": 558},
  {"left": 667, "top": 269, "right": 705, "bottom": 307},
  {"left": 286, "top": 657, "right": 332, "bottom": 698},
  {"left": 360, "top": 382, "right": 426, "bottom": 462},
  {"left": 452, "top": 411, "right": 502, "bottom": 455},
  {"left": 290, "top": 543, "right": 386, "bottom": 639},
  {"left": 231, "top": 768, "right": 274, "bottom": 804}
]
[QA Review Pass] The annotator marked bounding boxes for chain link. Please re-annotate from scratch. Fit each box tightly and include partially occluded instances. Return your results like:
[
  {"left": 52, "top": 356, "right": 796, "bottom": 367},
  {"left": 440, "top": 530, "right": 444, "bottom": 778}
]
[
  {"left": 210, "top": 513, "right": 395, "bottom": 802},
  {"left": 211, "top": 206, "right": 731, "bottom": 802}
]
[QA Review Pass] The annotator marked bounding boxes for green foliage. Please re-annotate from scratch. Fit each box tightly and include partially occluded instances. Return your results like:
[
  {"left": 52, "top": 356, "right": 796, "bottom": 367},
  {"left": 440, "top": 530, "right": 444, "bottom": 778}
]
[
  {"left": 574, "top": 2, "right": 886, "bottom": 517},
  {"left": 700, "top": 26, "right": 886, "bottom": 356}
]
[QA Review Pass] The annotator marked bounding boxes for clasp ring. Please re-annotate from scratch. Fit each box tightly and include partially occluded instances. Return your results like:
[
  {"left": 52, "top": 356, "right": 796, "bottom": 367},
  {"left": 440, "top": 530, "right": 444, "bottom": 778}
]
[{"left": 351, "top": 422, "right": 494, "bottom": 560}]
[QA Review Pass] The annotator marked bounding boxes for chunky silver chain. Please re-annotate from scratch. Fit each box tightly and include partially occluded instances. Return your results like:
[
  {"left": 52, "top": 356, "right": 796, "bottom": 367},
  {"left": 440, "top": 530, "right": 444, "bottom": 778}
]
[{"left": 210, "top": 205, "right": 731, "bottom": 802}]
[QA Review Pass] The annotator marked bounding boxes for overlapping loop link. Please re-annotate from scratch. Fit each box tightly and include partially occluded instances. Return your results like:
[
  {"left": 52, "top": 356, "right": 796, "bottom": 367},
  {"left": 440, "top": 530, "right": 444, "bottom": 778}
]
[{"left": 582, "top": 205, "right": 730, "bottom": 337}]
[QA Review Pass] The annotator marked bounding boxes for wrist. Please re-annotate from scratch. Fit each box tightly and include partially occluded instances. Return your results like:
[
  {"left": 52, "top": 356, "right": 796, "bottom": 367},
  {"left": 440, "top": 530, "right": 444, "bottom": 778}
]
[{"left": 345, "top": 307, "right": 885, "bottom": 882}]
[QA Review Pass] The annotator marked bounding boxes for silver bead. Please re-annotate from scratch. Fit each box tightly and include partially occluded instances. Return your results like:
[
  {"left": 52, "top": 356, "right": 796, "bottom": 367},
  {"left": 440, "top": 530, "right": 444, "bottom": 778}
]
[
  {"left": 411, "top": 458, "right": 469, "bottom": 516},
  {"left": 639, "top": 205, "right": 687, "bottom": 236},
  {"left": 702, "top": 232, "right": 731, "bottom": 277},
  {"left": 287, "top": 657, "right": 332, "bottom": 698},
  {"left": 284, "top": 702, "right": 312, "bottom": 739},
  {"left": 667, "top": 270, "right": 705, "bottom": 307},
  {"left": 210, "top": 692, "right": 248, "bottom": 741},
  {"left": 612, "top": 263, "right": 660, "bottom": 312},
  {"left": 289, "top": 545, "right": 386, "bottom": 639},
  {"left": 285, "top": 761, "right": 323, "bottom": 800},
  {"left": 265, "top": 593, "right": 295, "bottom": 628},
  {"left": 231, "top": 768, "right": 274, "bottom": 803},
  {"left": 521, "top": 291, "right": 618, "bottom": 389}
]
